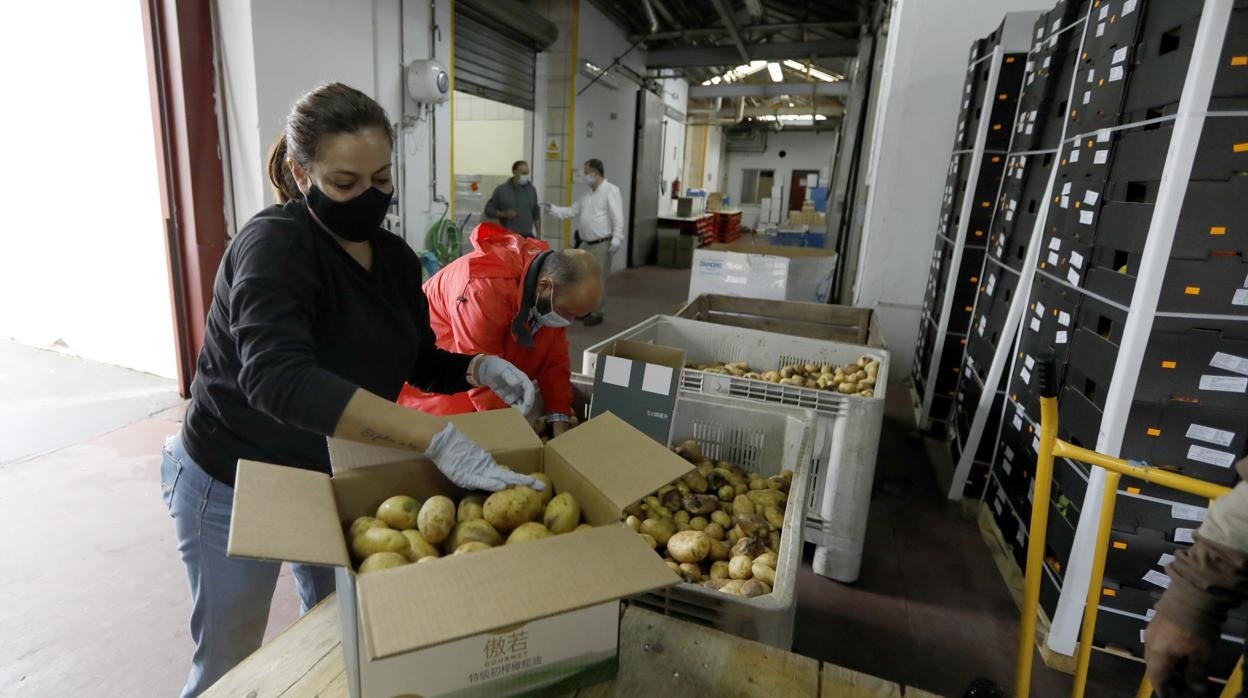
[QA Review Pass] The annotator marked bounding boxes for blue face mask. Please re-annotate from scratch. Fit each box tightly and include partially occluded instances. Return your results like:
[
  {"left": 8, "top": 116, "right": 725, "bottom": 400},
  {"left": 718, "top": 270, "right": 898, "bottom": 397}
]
[
  {"left": 534, "top": 282, "right": 572, "bottom": 328},
  {"left": 516, "top": 174, "right": 531, "bottom": 186},
  {"left": 584, "top": 173, "right": 597, "bottom": 187}
]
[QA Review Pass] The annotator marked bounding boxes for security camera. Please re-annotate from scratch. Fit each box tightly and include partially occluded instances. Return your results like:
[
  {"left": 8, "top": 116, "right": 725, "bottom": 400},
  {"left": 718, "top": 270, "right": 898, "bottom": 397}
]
[{"left": 406, "top": 60, "right": 450, "bottom": 104}]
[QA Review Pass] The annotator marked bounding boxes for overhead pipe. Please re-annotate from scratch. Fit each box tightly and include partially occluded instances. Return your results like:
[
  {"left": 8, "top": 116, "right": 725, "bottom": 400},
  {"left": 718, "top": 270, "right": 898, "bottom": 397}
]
[{"left": 641, "top": 0, "right": 659, "bottom": 34}]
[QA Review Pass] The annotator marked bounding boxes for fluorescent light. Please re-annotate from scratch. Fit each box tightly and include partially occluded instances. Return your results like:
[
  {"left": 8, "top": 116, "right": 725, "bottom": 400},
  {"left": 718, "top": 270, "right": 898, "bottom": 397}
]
[
  {"left": 753, "top": 114, "right": 829, "bottom": 122},
  {"left": 711, "top": 76, "right": 722, "bottom": 84},
  {"left": 766, "top": 62, "right": 783, "bottom": 82},
  {"left": 783, "top": 59, "right": 805, "bottom": 71},
  {"left": 808, "top": 67, "right": 842, "bottom": 82},
  {"left": 788, "top": 102, "right": 795, "bottom": 108}
]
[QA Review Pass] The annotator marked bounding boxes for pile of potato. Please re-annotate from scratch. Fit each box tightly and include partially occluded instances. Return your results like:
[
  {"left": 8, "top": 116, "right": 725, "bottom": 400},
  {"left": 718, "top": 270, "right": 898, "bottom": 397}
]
[
  {"left": 686, "top": 355, "right": 880, "bottom": 397},
  {"left": 623, "top": 439, "right": 793, "bottom": 598},
  {"left": 346, "top": 472, "right": 588, "bottom": 574}
]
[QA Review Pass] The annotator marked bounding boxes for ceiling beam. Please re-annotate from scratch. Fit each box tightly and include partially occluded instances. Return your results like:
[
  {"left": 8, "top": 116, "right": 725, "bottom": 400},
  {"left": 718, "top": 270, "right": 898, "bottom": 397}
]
[
  {"left": 646, "top": 39, "right": 858, "bottom": 68},
  {"left": 709, "top": 0, "right": 750, "bottom": 63},
  {"left": 689, "top": 81, "right": 850, "bottom": 98},
  {"left": 632, "top": 21, "right": 858, "bottom": 42}
]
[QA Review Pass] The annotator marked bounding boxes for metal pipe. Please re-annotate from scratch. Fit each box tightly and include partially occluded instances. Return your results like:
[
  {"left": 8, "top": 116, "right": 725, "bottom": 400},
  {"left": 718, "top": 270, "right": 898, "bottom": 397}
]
[
  {"left": 632, "top": 21, "right": 857, "bottom": 42},
  {"left": 709, "top": 0, "right": 749, "bottom": 63},
  {"left": 641, "top": 0, "right": 658, "bottom": 34},
  {"left": 1014, "top": 392, "right": 1060, "bottom": 698},
  {"left": 1052, "top": 441, "right": 1233, "bottom": 500},
  {"left": 1072, "top": 470, "right": 1121, "bottom": 698}
]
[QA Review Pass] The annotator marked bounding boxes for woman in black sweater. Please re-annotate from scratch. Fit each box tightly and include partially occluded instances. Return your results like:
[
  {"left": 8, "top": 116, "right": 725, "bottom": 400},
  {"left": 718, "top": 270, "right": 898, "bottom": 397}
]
[{"left": 161, "top": 83, "right": 539, "bottom": 697}]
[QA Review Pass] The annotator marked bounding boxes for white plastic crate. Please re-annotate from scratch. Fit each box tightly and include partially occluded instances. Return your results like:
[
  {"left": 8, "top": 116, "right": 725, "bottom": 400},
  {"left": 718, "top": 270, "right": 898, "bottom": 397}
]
[
  {"left": 582, "top": 315, "right": 889, "bottom": 583},
  {"left": 569, "top": 376, "right": 814, "bottom": 649}
]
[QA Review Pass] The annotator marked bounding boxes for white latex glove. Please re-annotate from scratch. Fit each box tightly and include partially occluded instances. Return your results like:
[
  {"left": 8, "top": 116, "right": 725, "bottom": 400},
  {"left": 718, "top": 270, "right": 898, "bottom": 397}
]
[
  {"left": 476, "top": 355, "right": 536, "bottom": 414},
  {"left": 540, "top": 202, "right": 553, "bottom": 213},
  {"left": 426, "top": 423, "right": 544, "bottom": 492}
]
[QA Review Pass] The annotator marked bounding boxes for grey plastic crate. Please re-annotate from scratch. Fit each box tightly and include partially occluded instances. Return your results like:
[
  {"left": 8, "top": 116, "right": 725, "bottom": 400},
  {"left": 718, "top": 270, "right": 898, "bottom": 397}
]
[
  {"left": 582, "top": 315, "right": 888, "bottom": 583},
  {"left": 569, "top": 376, "right": 814, "bottom": 650}
]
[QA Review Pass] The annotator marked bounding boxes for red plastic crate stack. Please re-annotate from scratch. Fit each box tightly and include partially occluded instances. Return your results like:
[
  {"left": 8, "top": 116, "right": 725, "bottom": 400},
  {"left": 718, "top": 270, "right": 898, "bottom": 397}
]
[
  {"left": 696, "top": 214, "right": 718, "bottom": 245},
  {"left": 710, "top": 211, "right": 742, "bottom": 244}
]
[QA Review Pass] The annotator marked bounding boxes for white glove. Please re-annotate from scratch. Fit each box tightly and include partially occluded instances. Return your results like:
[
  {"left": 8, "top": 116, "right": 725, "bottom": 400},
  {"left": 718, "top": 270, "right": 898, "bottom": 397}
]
[
  {"left": 540, "top": 202, "right": 554, "bottom": 213},
  {"left": 426, "top": 423, "right": 544, "bottom": 491},
  {"left": 610, "top": 239, "right": 621, "bottom": 254},
  {"left": 476, "top": 355, "right": 536, "bottom": 414}
]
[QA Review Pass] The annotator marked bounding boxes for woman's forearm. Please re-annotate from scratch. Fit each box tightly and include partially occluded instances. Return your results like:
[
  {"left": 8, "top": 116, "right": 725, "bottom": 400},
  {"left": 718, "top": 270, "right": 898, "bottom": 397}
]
[{"left": 332, "top": 388, "right": 448, "bottom": 452}]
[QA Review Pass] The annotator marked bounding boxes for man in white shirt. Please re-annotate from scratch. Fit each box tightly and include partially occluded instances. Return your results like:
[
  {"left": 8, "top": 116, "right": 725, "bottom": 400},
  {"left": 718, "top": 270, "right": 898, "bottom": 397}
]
[{"left": 542, "top": 158, "right": 623, "bottom": 325}]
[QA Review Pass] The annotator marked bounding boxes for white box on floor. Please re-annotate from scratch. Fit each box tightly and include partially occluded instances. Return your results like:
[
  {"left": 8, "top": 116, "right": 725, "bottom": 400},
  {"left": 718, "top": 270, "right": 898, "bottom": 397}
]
[{"left": 689, "top": 242, "right": 837, "bottom": 303}]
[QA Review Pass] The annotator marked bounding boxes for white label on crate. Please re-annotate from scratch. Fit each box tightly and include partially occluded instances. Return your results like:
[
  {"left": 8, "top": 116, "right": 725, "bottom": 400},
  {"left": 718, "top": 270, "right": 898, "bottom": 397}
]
[
  {"left": 1036, "top": 301, "right": 1046, "bottom": 316},
  {"left": 1061, "top": 195, "right": 1070, "bottom": 209},
  {"left": 1006, "top": 210, "right": 1015, "bottom": 222},
  {"left": 1144, "top": 570, "right": 1172, "bottom": 589},
  {"left": 1139, "top": 628, "right": 1148, "bottom": 644},
  {"left": 1176, "top": 527, "right": 1196, "bottom": 544},
  {"left": 1186, "top": 423, "right": 1235, "bottom": 448},
  {"left": 1025, "top": 355, "right": 1036, "bottom": 370},
  {"left": 1058, "top": 311, "right": 1072, "bottom": 327},
  {"left": 1005, "top": 446, "right": 1015, "bottom": 462},
  {"left": 1146, "top": 608, "right": 1157, "bottom": 621},
  {"left": 1033, "top": 435, "right": 1041, "bottom": 451},
  {"left": 1187, "top": 444, "right": 1236, "bottom": 469},
  {"left": 1017, "top": 526, "right": 1027, "bottom": 548},
  {"left": 1003, "top": 458, "right": 1013, "bottom": 476},
  {"left": 1083, "top": 90, "right": 1092, "bottom": 105},
  {"left": 1071, "top": 251, "right": 1086, "bottom": 269},
  {"left": 1031, "top": 318, "right": 1042, "bottom": 333},
  {"left": 1028, "top": 480, "right": 1035, "bottom": 504},
  {"left": 1021, "top": 368, "right": 1032, "bottom": 385},
  {"left": 1062, "top": 181, "right": 1073, "bottom": 195},
  {"left": 988, "top": 274, "right": 997, "bottom": 294},
  {"left": 1068, "top": 270, "right": 1082, "bottom": 286},
  {"left": 1052, "top": 17, "right": 1061, "bottom": 31},
  {"left": 979, "top": 316, "right": 988, "bottom": 336},
  {"left": 1050, "top": 237, "right": 1062, "bottom": 251},
  {"left": 1014, "top": 414, "right": 1024, "bottom": 431},
  {"left": 1080, "top": 210, "right": 1095, "bottom": 226},
  {"left": 1087, "top": 68, "right": 1096, "bottom": 84},
  {"left": 1210, "top": 352, "right": 1248, "bottom": 376},
  {"left": 1098, "top": 129, "right": 1112, "bottom": 143},
  {"left": 1029, "top": 111, "right": 1037, "bottom": 123},
  {"left": 1096, "top": 21, "right": 1106, "bottom": 37},
  {"left": 1094, "top": 150, "right": 1109, "bottom": 165},
  {"left": 1057, "top": 330, "right": 1069, "bottom": 344},
  {"left": 1124, "top": 0, "right": 1138, "bottom": 15},
  {"left": 1113, "top": 46, "right": 1129, "bottom": 65},
  {"left": 1025, "top": 124, "right": 1034, "bottom": 135},
  {"left": 1084, "top": 190, "right": 1100, "bottom": 206},
  {"left": 1159, "top": 553, "right": 1175, "bottom": 568},
  {"left": 1233, "top": 289, "right": 1248, "bottom": 306},
  {"left": 1110, "top": 65, "right": 1125, "bottom": 82},
  {"left": 1049, "top": 35, "right": 1058, "bottom": 48},
  {"left": 1200, "top": 375, "right": 1248, "bottom": 393},
  {"left": 1172, "top": 504, "right": 1208, "bottom": 522},
  {"left": 994, "top": 497, "right": 1004, "bottom": 515},
  {"left": 1048, "top": 251, "right": 1060, "bottom": 266},
  {"left": 1070, "top": 148, "right": 1080, "bottom": 163},
  {"left": 1028, "top": 73, "right": 1036, "bottom": 86},
  {"left": 602, "top": 355, "right": 632, "bottom": 387},
  {"left": 642, "top": 364, "right": 674, "bottom": 395},
  {"left": 1098, "top": 5, "right": 1109, "bottom": 20},
  {"left": 1043, "top": 55, "right": 1053, "bottom": 70}
]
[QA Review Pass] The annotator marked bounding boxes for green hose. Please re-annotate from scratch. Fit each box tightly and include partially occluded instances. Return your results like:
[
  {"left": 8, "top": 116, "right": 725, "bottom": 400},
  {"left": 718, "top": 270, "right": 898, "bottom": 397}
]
[{"left": 424, "top": 201, "right": 461, "bottom": 269}]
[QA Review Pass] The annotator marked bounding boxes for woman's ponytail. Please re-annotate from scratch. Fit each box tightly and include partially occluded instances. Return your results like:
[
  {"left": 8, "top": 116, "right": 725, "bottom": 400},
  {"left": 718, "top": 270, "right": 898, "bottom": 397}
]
[{"left": 267, "top": 134, "right": 302, "bottom": 203}]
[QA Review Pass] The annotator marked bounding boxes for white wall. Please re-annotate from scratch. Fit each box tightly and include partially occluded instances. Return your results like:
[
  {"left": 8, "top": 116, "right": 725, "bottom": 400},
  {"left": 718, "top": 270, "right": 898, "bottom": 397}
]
[
  {"left": 573, "top": 1, "right": 643, "bottom": 273},
  {"left": 0, "top": 1, "right": 175, "bottom": 377},
  {"left": 853, "top": 0, "right": 1052, "bottom": 374},
  {"left": 658, "top": 78, "right": 688, "bottom": 213},
  {"left": 220, "top": 0, "right": 451, "bottom": 252},
  {"left": 704, "top": 126, "right": 725, "bottom": 192},
  {"left": 723, "top": 130, "right": 836, "bottom": 226},
  {"left": 453, "top": 92, "right": 526, "bottom": 176}
]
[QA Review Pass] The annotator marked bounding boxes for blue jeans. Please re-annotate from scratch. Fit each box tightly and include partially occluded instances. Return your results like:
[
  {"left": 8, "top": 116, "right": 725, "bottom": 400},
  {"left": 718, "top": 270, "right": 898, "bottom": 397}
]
[{"left": 160, "top": 432, "right": 335, "bottom": 698}]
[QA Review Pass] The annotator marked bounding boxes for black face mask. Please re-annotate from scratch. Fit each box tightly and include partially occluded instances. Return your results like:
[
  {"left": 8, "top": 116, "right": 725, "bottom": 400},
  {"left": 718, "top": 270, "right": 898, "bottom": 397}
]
[{"left": 305, "top": 183, "right": 393, "bottom": 243}]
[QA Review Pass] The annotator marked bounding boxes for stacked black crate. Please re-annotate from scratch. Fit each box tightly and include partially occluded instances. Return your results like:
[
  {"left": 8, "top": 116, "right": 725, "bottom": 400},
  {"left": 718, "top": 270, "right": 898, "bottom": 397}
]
[
  {"left": 1007, "top": 0, "right": 1248, "bottom": 673},
  {"left": 915, "top": 18, "right": 1030, "bottom": 434}
]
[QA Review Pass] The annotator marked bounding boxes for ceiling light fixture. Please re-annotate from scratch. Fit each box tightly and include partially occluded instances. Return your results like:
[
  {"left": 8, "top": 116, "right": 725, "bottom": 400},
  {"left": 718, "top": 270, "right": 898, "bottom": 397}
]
[{"left": 766, "top": 62, "right": 783, "bottom": 82}]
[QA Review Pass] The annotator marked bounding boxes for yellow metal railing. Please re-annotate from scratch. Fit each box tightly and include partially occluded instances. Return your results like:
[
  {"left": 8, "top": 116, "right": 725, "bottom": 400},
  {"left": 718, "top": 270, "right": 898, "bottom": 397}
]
[{"left": 1014, "top": 366, "right": 1241, "bottom": 697}]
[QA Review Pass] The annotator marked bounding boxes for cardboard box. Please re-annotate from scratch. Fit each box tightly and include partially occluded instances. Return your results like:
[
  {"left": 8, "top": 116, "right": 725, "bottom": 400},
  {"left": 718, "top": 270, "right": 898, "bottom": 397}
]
[
  {"left": 590, "top": 339, "right": 685, "bottom": 444},
  {"left": 688, "top": 242, "right": 838, "bottom": 304},
  {"left": 706, "top": 192, "right": 723, "bottom": 211},
  {"left": 228, "top": 409, "right": 688, "bottom": 698},
  {"left": 676, "top": 197, "right": 693, "bottom": 217}
]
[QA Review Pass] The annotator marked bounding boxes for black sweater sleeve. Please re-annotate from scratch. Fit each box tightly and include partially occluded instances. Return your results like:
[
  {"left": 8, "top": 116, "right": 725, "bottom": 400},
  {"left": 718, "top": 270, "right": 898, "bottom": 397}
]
[
  {"left": 228, "top": 229, "right": 358, "bottom": 436},
  {"left": 405, "top": 253, "right": 475, "bottom": 395}
]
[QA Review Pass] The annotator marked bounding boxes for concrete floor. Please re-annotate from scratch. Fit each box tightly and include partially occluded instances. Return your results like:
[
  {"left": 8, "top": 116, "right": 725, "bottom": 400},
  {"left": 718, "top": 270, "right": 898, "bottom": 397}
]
[{"left": 0, "top": 267, "right": 1143, "bottom": 696}]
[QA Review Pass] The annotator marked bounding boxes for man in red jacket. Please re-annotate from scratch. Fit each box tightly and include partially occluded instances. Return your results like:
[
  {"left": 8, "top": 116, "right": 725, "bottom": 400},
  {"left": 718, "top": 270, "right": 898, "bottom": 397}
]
[{"left": 399, "top": 223, "right": 602, "bottom": 435}]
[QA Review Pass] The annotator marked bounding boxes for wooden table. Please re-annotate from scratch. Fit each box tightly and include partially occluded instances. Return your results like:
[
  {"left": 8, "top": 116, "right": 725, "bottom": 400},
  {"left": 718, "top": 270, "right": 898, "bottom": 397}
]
[{"left": 203, "top": 594, "right": 941, "bottom": 697}]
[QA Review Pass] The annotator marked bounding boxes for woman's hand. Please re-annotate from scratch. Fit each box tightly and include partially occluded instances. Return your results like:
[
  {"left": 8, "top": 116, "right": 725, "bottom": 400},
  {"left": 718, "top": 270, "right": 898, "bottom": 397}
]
[
  {"left": 426, "top": 423, "right": 543, "bottom": 491},
  {"left": 474, "top": 356, "right": 535, "bottom": 414}
]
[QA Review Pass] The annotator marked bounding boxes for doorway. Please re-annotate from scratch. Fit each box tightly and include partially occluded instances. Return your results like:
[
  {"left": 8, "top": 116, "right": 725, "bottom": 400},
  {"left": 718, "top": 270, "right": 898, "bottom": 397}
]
[{"left": 789, "top": 169, "right": 822, "bottom": 213}]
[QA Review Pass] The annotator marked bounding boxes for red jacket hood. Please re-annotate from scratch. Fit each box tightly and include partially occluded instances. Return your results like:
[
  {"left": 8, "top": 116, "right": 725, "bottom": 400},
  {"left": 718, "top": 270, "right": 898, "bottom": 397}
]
[{"left": 465, "top": 222, "right": 550, "bottom": 282}]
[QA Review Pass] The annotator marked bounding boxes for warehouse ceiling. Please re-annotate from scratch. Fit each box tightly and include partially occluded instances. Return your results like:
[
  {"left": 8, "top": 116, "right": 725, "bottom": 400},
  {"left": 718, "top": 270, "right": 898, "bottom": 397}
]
[{"left": 589, "top": 0, "right": 874, "bottom": 129}]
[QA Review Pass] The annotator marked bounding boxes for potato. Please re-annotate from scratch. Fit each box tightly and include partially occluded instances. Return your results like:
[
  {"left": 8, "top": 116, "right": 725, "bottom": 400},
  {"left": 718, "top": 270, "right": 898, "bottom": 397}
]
[
  {"left": 720, "top": 579, "right": 746, "bottom": 596},
  {"left": 667, "top": 530, "right": 712, "bottom": 563},
  {"left": 752, "top": 562, "right": 776, "bottom": 586},
  {"left": 718, "top": 485, "right": 736, "bottom": 502},
  {"left": 507, "top": 521, "right": 553, "bottom": 545},
  {"left": 754, "top": 551, "right": 778, "bottom": 569},
  {"left": 676, "top": 521, "right": 691, "bottom": 532},
  {"left": 651, "top": 506, "right": 674, "bottom": 520},
  {"left": 416, "top": 496, "right": 455, "bottom": 544},
  {"left": 708, "top": 539, "right": 731, "bottom": 562},
  {"left": 683, "top": 471, "right": 709, "bottom": 494},
  {"left": 453, "top": 541, "right": 492, "bottom": 555},
  {"left": 727, "top": 527, "right": 742, "bottom": 546},
  {"left": 732, "top": 495, "right": 756, "bottom": 516},
  {"left": 348, "top": 516, "right": 389, "bottom": 540},
  {"left": 682, "top": 493, "right": 720, "bottom": 515},
  {"left": 660, "top": 489, "right": 683, "bottom": 512},
  {"left": 639, "top": 518, "right": 676, "bottom": 546},
  {"left": 735, "top": 513, "right": 770, "bottom": 539},
  {"left": 731, "top": 537, "right": 768, "bottom": 559},
  {"left": 677, "top": 563, "right": 703, "bottom": 583},
  {"left": 625, "top": 514, "right": 642, "bottom": 532},
  {"left": 376, "top": 495, "right": 421, "bottom": 530},
  {"left": 689, "top": 516, "right": 708, "bottom": 531},
  {"left": 711, "top": 510, "right": 733, "bottom": 529},
  {"left": 644, "top": 495, "right": 662, "bottom": 511},
  {"left": 749, "top": 478, "right": 768, "bottom": 491},
  {"left": 445, "top": 519, "right": 503, "bottom": 552},
  {"left": 664, "top": 560, "right": 682, "bottom": 575},
  {"left": 703, "top": 578, "right": 729, "bottom": 591},
  {"left": 675, "top": 439, "right": 703, "bottom": 463},
  {"left": 416, "top": 555, "right": 439, "bottom": 564},
  {"left": 740, "top": 579, "right": 771, "bottom": 598},
  {"left": 352, "top": 527, "right": 410, "bottom": 561},
  {"left": 728, "top": 554, "right": 754, "bottom": 580},
  {"left": 483, "top": 487, "right": 542, "bottom": 532},
  {"left": 544, "top": 492, "right": 582, "bottom": 534},
  {"left": 780, "top": 366, "right": 795, "bottom": 378},
  {"left": 709, "top": 560, "right": 731, "bottom": 580},
  {"left": 638, "top": 533, "right": 658, "bottom": 549},
  {"left": 768, "top": 531, "right": 782, "bottom": 552},
  {"left": 529, "top": 473, "right": 554, "bottom": 505},
  {"left": 763, "top": 506, "right": 785, "bottom": 529},
  {"left": 358, "top": 551, "right": 409, "bottom": 574},
  {"left": 457, "top": 496, "right": 485, "bottom": 524},
  {"left": 838, "top": 382, "right": 858, "bottom": 394},
  {"left": 703, "top": 522, "right": 725, "bottom": 541},
  {"left": 575, "top": 523, "right": 594, "bottom": 532},
  {"left": 400, "top": 530, "right": 440, "bottom": 562},
  {"left": 673, "top": 510, "right": 691, "bottom": 526}
]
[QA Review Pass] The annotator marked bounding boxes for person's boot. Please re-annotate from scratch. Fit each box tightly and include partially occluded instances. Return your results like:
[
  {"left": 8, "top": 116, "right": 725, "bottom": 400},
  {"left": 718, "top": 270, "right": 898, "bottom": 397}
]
[{"left": 582, "top": 314, "right": 604, "bottom": 326}]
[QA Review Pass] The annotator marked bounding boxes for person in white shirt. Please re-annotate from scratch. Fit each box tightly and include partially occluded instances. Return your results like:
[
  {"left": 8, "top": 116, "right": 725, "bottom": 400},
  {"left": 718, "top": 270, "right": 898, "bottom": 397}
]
[{"left": 542, "top": 158, "right": 623, "bottom": 325}]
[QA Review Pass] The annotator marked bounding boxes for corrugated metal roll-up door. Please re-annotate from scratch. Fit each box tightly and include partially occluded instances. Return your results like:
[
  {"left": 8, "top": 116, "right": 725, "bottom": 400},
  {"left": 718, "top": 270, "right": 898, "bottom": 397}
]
[{"left": 454, "top": 0, "right": 557, "bottom": 111}]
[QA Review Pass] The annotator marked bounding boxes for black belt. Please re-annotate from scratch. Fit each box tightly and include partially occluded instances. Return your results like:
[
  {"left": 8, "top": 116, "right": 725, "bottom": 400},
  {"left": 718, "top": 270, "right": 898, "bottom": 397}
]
[{"left": 582, "top": 237, "right": 609, "bottom": 246}]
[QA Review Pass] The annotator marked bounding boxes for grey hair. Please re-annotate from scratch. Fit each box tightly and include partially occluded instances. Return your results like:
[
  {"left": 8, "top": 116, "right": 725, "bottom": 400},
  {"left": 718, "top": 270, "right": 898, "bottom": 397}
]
[{"left": 541, "top": 251, "right": 587, "bottom": 286}]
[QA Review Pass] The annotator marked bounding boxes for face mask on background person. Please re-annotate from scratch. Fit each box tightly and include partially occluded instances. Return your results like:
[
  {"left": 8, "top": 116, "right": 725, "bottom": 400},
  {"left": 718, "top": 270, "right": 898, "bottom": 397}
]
[
  {"left": 584, "top": 173, "right": 597, "bottom": 187},
  {"left": 533, "top": 281, "right": 572, "bottom": 328},
  {"left": 517, "top": 174, "right": 531, "bottom": 186},
  {"left": 305, "top": 183, "right": 392, "bottom": 243}
]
